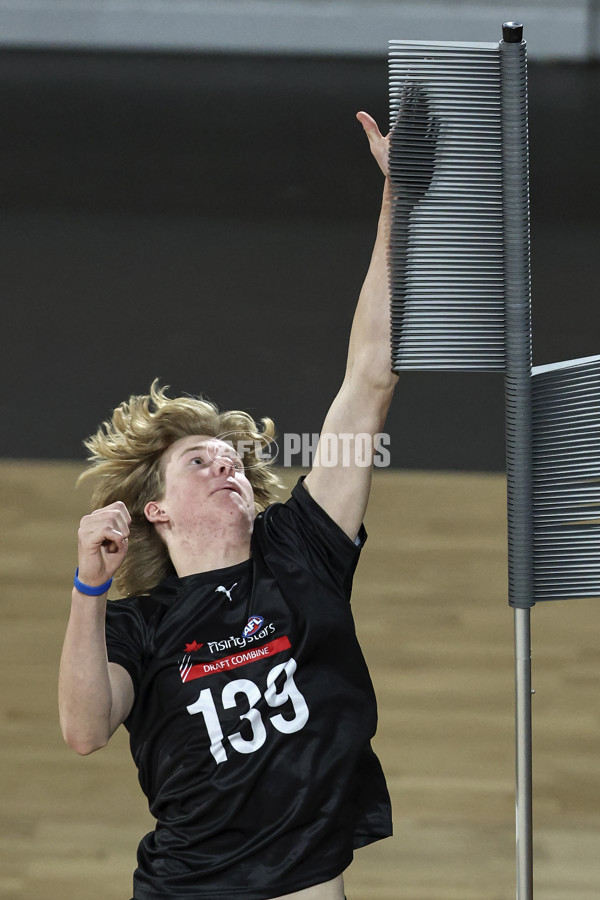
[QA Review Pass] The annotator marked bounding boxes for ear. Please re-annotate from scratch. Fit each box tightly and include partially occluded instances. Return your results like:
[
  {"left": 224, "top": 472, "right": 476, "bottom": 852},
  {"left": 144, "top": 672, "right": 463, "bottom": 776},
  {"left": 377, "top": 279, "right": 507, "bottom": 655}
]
[{"left": 144, "top": 501, "right": 170, "bottom": 524}]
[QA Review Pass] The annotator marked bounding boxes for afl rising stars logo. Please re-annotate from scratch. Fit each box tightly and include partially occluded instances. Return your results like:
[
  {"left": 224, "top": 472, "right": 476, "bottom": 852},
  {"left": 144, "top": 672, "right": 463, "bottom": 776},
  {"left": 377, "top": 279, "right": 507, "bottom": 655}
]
[{"left": 242, "top": 615, "right": 264, "bottom": 638}]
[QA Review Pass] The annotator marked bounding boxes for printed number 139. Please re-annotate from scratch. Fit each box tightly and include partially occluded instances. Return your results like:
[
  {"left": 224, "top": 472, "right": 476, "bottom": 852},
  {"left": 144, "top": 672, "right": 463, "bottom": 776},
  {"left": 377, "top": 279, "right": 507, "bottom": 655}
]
[{"left": 187, "top": 657, "right": 309, "bottom": 764}]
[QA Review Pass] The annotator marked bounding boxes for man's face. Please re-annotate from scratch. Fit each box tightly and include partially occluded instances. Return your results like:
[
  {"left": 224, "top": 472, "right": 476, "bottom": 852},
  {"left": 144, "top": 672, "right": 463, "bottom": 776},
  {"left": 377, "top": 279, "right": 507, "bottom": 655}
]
[{"left": 154, "top": 434, "right": 256, "bottom": 536}]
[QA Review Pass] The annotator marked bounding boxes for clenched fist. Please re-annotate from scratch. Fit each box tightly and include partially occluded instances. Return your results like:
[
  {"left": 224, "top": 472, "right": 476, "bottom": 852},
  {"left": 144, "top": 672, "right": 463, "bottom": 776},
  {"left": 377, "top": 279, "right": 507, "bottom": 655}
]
[{"left": 76, "top": 501, "right": 131, "bottom": 589}]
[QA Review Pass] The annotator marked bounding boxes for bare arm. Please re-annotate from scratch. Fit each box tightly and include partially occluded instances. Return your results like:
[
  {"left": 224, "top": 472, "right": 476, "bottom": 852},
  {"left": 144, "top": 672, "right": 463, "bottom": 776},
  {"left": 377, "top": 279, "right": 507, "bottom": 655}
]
[
  {"left": 304, "top": 112, "right": 397, "bottom": 538},
  {"left": 58, "top": 502, "right": 134, "bottom": 755}
]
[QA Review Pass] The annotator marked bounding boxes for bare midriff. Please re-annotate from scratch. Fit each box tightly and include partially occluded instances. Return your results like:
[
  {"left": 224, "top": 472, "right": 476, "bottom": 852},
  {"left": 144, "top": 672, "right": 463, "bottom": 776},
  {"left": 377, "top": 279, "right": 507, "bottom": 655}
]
[{"left": 273, "top": 874, "right": 345, "bottom": 900}]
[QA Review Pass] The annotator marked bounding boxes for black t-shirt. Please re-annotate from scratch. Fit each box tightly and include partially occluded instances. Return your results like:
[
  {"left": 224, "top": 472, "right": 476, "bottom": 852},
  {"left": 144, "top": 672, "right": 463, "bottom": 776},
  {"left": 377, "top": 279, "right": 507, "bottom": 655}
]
[{"left": 105, "top": 478, "right": 392, "bottom": 900}]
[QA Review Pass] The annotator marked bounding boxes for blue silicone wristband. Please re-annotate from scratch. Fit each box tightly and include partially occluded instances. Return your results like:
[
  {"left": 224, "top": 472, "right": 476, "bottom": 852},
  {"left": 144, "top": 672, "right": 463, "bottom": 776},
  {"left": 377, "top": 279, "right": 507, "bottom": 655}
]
[{"left": 74, "top": 568, "right": 113, "bottom": 596}]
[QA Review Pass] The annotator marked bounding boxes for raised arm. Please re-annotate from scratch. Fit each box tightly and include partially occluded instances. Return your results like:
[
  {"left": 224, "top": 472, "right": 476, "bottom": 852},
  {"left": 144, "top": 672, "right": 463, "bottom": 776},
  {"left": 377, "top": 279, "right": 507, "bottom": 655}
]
[
  {"left": 58, "top": 502, "right": 134, "bottom": 755},
  {"left": 303, "top": 112, "right": 397, "bottom": 539}
]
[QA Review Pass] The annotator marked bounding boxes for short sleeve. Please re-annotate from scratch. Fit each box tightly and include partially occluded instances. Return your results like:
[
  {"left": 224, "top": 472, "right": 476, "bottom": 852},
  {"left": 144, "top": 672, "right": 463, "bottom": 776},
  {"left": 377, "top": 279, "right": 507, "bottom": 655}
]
[
  {"left": 255, "top": 476, "right": 367, "bottom": 597},
  {"left": 105, "top": 598, "right": 151, "bottom": 700}
]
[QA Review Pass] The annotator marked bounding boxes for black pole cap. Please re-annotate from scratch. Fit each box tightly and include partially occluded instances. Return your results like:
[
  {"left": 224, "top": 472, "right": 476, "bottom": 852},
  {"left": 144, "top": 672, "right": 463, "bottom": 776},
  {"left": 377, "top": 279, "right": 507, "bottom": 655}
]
[{"left": 502, "top": 21, "right": 524, "bottom": 42}]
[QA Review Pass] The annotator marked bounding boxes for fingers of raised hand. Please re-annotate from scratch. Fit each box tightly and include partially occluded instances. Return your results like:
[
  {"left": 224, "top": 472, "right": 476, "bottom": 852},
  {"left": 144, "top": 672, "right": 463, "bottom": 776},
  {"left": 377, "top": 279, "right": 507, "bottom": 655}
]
[
  {"left": 92, "top": 500, "right": 131, "bottom": 527},
  {"left": 356, "top": 110, "right": 380, "bottom": 133},
  {"left": 356, "top": 111, "right": 390, "bottom": 176},
  {"left": 79, "top": 502, "right": 131, "bottom": 553}
]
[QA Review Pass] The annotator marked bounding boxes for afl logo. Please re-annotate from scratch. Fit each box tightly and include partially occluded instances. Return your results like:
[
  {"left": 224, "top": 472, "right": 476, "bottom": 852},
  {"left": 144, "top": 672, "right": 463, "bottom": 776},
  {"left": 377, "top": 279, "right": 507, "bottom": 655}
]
[{"left": 242, "top": 615, "right": 264, "bottom": 638}]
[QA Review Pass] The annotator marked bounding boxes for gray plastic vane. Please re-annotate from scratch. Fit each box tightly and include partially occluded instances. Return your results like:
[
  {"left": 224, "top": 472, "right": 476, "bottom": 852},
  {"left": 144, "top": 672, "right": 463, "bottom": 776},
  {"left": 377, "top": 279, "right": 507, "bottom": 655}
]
[
  {"left": 389, "top": 41, "right": 505, "bottom": 371},
  {"left": 531, "top": 355, "right": 600, "bottom": 600}
]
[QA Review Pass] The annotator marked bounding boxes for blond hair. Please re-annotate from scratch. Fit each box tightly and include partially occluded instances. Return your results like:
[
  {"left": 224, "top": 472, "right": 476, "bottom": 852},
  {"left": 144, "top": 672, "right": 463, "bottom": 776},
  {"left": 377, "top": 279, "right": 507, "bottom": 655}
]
[{"left": 79, "top": 381, "right": 281, "bottom": 597}]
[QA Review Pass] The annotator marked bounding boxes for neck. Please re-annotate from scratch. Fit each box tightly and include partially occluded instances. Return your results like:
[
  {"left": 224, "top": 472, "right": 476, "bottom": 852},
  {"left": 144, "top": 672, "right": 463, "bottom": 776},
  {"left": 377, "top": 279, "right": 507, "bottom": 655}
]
[
  {"left": 174, "top": 543, "right": 251, "bottom": 577},
  {"left": 166, "top": 521, "right": 253, "bottom": 577}
]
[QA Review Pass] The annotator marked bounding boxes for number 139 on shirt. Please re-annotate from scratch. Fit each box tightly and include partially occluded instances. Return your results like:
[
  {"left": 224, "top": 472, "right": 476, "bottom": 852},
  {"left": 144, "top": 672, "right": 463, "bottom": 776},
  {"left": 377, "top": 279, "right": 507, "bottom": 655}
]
[{"left": 187, "top": 657, "right": 309, "bottom": 764}]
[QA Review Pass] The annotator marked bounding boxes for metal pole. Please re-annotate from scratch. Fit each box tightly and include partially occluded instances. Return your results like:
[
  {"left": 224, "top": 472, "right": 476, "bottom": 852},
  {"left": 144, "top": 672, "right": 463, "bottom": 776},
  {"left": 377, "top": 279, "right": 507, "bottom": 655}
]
[
  {"left": 514, "top": 607, "right": 533, "bottom": 900},
  {"left": 499, "top": 22, "right": 534, "bottom": 898}
]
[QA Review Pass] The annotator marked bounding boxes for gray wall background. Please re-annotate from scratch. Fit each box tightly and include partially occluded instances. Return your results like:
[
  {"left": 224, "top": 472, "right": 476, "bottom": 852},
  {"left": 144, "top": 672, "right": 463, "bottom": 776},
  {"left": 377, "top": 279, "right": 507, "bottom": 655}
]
[
  {"left": 1, "top": 7, "right": 599, "bottom": 470},
  {"left": 0, "top": 0, "right": 598, "bottom": 60}
]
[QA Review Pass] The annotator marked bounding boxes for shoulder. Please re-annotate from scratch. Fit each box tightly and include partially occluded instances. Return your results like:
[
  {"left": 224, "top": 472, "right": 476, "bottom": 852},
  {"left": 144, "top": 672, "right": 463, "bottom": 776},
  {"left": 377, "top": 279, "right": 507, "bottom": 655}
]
[
  {"left": 106, "top": 582, "right": 176, "bottom": 630},
  {"left": 252, "top": 477, "right": 366, "bottom": 595},
  {"left": 258, "top": 476, "right": 365, "bottom": 546}
]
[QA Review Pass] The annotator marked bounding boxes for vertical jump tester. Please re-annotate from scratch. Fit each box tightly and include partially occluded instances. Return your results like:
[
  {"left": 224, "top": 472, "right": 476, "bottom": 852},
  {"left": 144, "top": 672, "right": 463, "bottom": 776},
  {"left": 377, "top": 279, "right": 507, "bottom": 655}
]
[{"left": 388, "top": 21, "right": 600, "bottom": 900}]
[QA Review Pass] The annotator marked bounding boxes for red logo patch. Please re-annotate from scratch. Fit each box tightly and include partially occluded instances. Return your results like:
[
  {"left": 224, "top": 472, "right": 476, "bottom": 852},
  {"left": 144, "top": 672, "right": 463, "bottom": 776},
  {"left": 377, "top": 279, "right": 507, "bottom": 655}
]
[
  {"left": 181, "top": 636, "right": 291, "bottom": 683},
  {"left": 185, "top": 640, "right": 204, "bottom": 653}
]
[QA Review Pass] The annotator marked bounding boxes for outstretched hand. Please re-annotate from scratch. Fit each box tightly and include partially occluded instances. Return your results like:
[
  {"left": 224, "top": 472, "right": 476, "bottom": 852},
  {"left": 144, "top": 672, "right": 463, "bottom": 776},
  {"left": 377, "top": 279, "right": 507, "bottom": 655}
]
[{"left": 356, "top": 111, "right": 389, "bottom": 178}]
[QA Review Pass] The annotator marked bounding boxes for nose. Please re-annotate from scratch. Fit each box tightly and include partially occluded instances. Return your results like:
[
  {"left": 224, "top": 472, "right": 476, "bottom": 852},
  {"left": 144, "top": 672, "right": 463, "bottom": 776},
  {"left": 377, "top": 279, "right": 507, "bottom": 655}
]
[{"left": 213, "top": 451, "right": 237, "bottom": 475}]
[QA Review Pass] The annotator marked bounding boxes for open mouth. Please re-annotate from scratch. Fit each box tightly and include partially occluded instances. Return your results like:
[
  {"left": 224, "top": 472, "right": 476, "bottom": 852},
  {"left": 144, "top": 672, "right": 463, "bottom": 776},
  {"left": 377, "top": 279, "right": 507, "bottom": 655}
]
[{"left": 216, "top": 483, "right": 241, "bottom": 496}]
